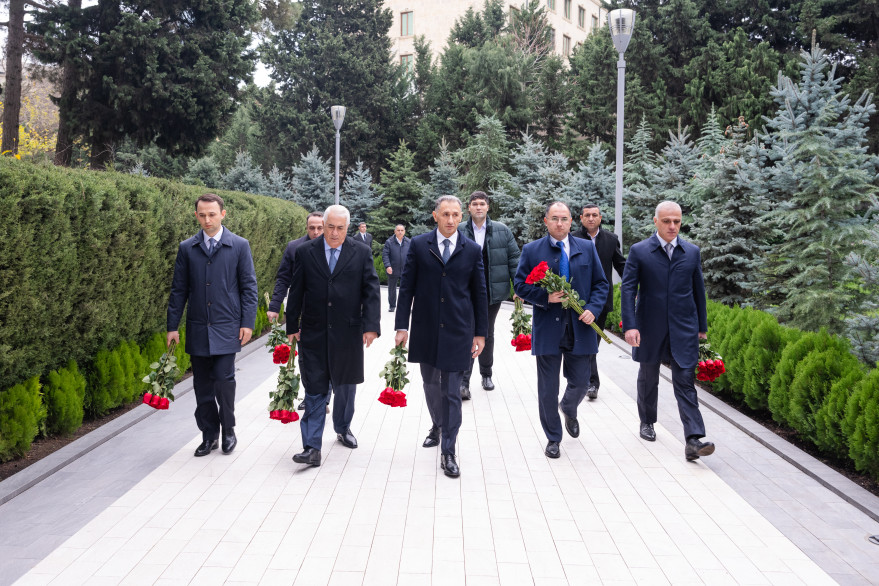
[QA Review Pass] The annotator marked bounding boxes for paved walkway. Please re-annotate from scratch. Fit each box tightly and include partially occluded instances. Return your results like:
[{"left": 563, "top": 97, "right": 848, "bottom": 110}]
[{"left": 2, "top": 290, "right": 879, "bottom": 585}]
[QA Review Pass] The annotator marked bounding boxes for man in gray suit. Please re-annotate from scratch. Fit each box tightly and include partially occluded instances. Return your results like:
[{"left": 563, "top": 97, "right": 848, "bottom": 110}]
[{"left": 167, "top": 193, "right": 258, "bottom": 457}]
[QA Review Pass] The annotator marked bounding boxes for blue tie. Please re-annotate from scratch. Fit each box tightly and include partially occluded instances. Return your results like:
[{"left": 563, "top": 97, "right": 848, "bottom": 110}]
[
  {"left": 329, "top": 248, "right": 338, "bottom": 273},
  {"left": 208, "top": 237, "right": 217, "bottom": 255},
  {"left": 442, "top": 239, "right": 451, "bottom": 264},
  {"left": 557, "top": 241, "right": 569, "bottom": 279}
]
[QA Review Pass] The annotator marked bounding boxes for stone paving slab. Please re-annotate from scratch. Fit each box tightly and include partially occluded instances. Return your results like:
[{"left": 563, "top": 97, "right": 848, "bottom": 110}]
[{"left": 1, "top": 292, "right": 878, "bottom": 585}]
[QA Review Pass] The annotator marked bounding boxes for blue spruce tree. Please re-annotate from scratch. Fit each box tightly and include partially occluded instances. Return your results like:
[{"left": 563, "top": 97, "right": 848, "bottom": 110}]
[
  {"left": 565, "top": 141, "right": 615, "bottom": 230},
  {"left": 289, "top": 146, "right": 334, "bottom": 212},
  {"left": 416, "top": 140, "right": 461, "bottom": 234},
  {"left": 222, "top": 151, "right": 266, "bottom": 195},
  {"left": 341, "top": 161, "right": 381, "bottom": 226},
  {"left": 263, "top": 165, "right": 294, "bottom": 201}
]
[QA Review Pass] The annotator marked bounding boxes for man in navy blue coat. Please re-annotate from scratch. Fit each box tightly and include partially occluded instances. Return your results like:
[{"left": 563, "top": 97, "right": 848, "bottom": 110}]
[
  {"left": 286, "top": 205, "right": 381, "bottom": 467},
  {"left": 167, "top": 194, "right": 258, "bottom": 457},
  {"left": 620, "top": 201, "right": 715, "bottom": 461},
  {"left": 382, "top": 225, "right": 411, "bottom": 312},
  {"left": 514, "top": 202, "right": 608, "bottom": 459},
  {"left": 395, "top": 196, "right": 488, "bottom": 478},
  {"left": 266, "top": 211, "right": 324, "bottom": 321}
]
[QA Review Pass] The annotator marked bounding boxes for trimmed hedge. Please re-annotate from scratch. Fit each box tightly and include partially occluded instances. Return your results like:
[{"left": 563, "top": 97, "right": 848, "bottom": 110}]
[
  {"left": 44, "top": 360, "right": 86, "bottom": 436},
  {"left": 0, "top": 377, "right": 45, "bottom": 462},
  {"left": 0, "top": 158, "right": 305, "bottom": 390}
]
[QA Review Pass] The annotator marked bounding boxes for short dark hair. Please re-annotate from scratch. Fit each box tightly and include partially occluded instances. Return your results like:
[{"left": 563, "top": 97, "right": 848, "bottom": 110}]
[
  {"left": 306, "top": 211, "right": 324, "bottom": 220},
  {"left": 196, "top": 193, "right": 225, "bottom": 210},
  {"left": 581, "top": 204, "right": 600, "bottom": 214},
  {"left": 359, "top": 222, "right": 366, "bottom": 227},
  {"left": 544, "top": 201, "right": 571, "bottom": 218},
  {"left": 469, "top": 191, "right": 489, "bottom": 205}
]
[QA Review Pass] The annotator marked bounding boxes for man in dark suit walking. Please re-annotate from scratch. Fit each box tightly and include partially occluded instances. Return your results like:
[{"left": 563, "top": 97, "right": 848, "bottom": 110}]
[
  {"left": 167, "top": 193, "right": 258, "bottom": 457},
  {"left": 514, "top": 202, "right": 608, "bottom": 459},
  {"left": 395, "top": 196, "right": 488, "bottom": 478},
  {"left": 266, "top": 211, "right": 324, "bottom": 322},
  {"left": 286, "top": 205, "right": 381, "bottom": 467},
  {"left": 621, "top": 201, "right": 715, "bottom": 461},
  {"left": 382, "top": 225, "right": 410, "bottom": 312},
  {"left": 573, "top": 204, "right": 626, "bottom": 399},
  {"left": 355, "top": 222, "right": 373, "bottom": 249}
]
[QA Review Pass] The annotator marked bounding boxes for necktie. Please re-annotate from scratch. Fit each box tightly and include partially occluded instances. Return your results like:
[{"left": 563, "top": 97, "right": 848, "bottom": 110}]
[
  {"left": 665, "top": 242, "right": 674, "bottom": 260},
  {"left": 329, "top": 247, "right": 338, "bottom": 273},
  {"left": 442, "top": 239, "right": 451, "bottom": 264},
  {"left": 557, "top": 241, "right": 570, "bottom": 279},
  {"left": 208, "top": 237, "right": 216, "bottom": 254}
]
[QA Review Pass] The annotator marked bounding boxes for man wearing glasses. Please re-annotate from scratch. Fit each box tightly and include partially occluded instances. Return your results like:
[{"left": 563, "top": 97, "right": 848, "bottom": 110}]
[{"left": 514, "top": 202, "right": 608, "bottom": 459}]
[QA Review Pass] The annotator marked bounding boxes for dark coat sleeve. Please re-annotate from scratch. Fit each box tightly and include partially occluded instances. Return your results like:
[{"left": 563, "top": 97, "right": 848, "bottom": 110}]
[
  {"left": 394, "top": 239, "right": 419, "bottom": 330},
  {"left": 166, "top": 242, "right": 189, "bottom": 331},
  {"left": 285, "top": 246, "right": 306, "bottom": 335},
  {"left": 471, "top": 249, "right": 489, "bottom": 337},
  {"left": 694, "top": 248, "right": 708, "bottom": 333},
  {"left": 360, "top": 246, "right": 382, "bottom": 335},
  {"left": 381, "top": 238, "right": 392, "bottom": 268},
  {"left": 620, "top": 241, "right": 641, "bottom": 332},
  {"left": 513, "top": 242, "right": 549, "bottom": 309},
  {"left": 269, "top": 242, "right": 296, "bottom": 313},
  {"left": 611, "top": 233, "right": 626, "bottom": 278},
  {"left": 238, "top": 241, "right": 258, "bottom": 329}
]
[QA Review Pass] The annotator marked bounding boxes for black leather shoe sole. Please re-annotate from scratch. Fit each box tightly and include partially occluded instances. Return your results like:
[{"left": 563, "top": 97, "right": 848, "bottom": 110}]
[
  {"left": 686, "top": 442, "right": 715, "bottom": 461},
  {"left": 423, "top": 436, "right": 439, "bottom": 448},
  {"left": 194, "top": 440, "right": 218, "bottom": 457}
]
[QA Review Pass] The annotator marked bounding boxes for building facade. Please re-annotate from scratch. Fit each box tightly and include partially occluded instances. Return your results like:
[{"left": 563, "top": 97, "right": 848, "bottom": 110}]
[{"left": 384, "top": 0, "right": 605, "bottom": 68}]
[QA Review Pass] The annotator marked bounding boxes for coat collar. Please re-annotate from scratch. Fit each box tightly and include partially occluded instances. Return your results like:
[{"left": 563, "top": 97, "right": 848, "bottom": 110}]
[
  {"left": 191, "top": 229, "right": 232, "bottom": 255},
  {"left": 428, "top": 228, "right": 466, "bottom": 264},
  {"left": 542, "top": 233, "right": 586, "bottom": 258}
]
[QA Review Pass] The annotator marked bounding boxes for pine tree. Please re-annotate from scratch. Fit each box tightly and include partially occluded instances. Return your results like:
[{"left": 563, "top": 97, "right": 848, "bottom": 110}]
[
  {"left": 263, "top": 165, "right": 294, "bottom": 201},
  {"left": 653, "top": 123, "right": 701, "bottom": 221},
  {"left": 289, "top": 146, "right": 334, "bottom": 212},
  {"left": 695, "top": 106, "right": 726, "bottom": 170},
  {"left": 565, "top": 141, "right": 615, "bottom": 229},
  {"left": 370, "top": 141, "right": 423, "bottom": 237},
  {"left": 845, "top": 225, "right": 879, "bottom": 366},
  {"left": 623, "top": 115, "right": 659, "bottom": 244},
  {"left": 341, "top": 161, "right": 381, "bottom": 226},
  {"left": 455, "top": 115, "right": 513, "bottom": 197},
  {"left": 223, "top": 151, "right": 266, "bottom": 195},
  {"left": 495, "top": 134, "right": 573, "bottom": 243},
  {"left": 757, "top": 47, "right": 879, "bottom": 333},
  {"left": 184, "top": 156, "right": 223, "bottom": 189},
  {"left": 415, "top": 141, "right": 460, "bottom": 233}
]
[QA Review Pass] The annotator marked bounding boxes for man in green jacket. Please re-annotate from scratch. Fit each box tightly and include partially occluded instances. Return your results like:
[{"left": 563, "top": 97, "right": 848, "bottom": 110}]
[{"left": 458, "top": 191, "right": 521, "bottom": 399}]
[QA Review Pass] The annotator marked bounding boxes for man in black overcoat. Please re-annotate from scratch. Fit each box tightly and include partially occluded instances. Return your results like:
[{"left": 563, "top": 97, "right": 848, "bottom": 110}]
[{"left": 286, "top": 205, "right": 381, "bottom": 467}]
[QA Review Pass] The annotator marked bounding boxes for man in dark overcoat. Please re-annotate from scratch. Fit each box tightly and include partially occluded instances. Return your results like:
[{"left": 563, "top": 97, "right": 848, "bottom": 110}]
[
  {"left": 355, "top": 222, "right": 373, "bottom": 249},
  {"left": 514, "top": 202, "right": 608, "bottom": 459},
  {"left": 167, "top": 193, "right": 258, "bottom": 457},
  {"left": 573, "top": 204, "right": 626, "bottom": 399},
  {"left": 286, "top": 205, "right": 381, "bottom": 467},
  {"left": 394, "top": 196, "right": 488, "bottom": 478},
  {"left": 382, "top": 224, "right": 411, "bottom": 312},
  {"left": 266, "top": 211, "right": 324, "bottom": 321},
  {"left": 621, "top": 200, "right": 715, "bottom": 461}
]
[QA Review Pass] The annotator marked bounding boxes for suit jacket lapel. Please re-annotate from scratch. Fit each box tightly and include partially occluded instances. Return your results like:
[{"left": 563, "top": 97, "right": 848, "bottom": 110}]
[
  {"left": 428, "top": 230, "right": 443, "bottom": 264},
  {"left": 332, "top": 239, "right": 356, "bottom": 274},
  {"left": 310, "top": 238, "right": 331, "bottom": 278}
]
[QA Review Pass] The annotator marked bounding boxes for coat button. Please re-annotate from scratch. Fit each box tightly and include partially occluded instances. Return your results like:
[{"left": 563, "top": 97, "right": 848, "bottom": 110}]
[
  {"left": 442, "top": 273, "right": 446, "bottom": 277},
  {"left": 328, "top": 279, "right": 333, "bottom": 284},
  {"left": 207, "top": 323, "right": 211, "bottom": 326},
  {"left": 440, "top": 323, "right": 444, "bottom": 328},
  {"left": 328, "top": 324, "right": 332, "bottom": 329},
  {"left": 206, "top": 282, "right": 211, "bottom": 286},
  {"left": 208, "top": 302, "right": 212, "bottom": 306},
  {"left": 556, "top": 317, "right": 560, "bottom": 321},
  {"left": 328, "top": 302, "right": 332, "bottom": 306},
  {"left": 441, "top": 298, "right": 444, "bottom": 302}
]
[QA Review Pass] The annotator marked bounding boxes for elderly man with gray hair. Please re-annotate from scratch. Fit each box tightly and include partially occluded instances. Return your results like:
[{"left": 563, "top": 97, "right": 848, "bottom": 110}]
[{"left": 286, "top": 205, "right": 381, "bottom": 467}]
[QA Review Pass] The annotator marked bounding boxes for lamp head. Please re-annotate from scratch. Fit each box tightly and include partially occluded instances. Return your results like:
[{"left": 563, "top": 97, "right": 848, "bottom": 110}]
[
  {"left": 331, "top": 105, "right": 346, "bottom": 131},
  {"left": 607, "top": 9, "right": 636, "bottom": 54}
]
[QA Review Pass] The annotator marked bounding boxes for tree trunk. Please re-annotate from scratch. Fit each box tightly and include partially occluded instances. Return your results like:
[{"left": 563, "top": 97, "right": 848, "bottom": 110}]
[
  {"left": 54, "top": 0, "right": 82, "bottom": 167},
  {"left": 1, "top": 0, "right": 25, "bottom": 156}
]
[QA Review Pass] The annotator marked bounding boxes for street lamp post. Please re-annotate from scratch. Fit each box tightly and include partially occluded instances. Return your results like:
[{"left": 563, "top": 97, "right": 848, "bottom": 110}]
[
  {"left": 608, "top": 9, "right": 635, "bottom": 248},
  {"left": 331, "top": 105, "right": 346, "bottom": 205}
]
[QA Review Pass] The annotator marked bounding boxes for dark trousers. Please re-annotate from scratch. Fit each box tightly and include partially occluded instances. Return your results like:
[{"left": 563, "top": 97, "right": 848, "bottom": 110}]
[
  {"left": 190, "top": 354, "right": 237, "bottom": 442},
  {"left": 420, "top": 364, "right": 463, "bottom": 456},
  {"left": 387, "top": 272, "right": 400, "bottom": 308},
  {"left": 536, "top": 353, "right": 591, "bottom": 443},
  {"left": 299, "top": 379, "right": 356, "bottom": 451},
  {"left": 587, "top": 310, "right": 609, "bottom": 389},
  {"left": 464, "top": 301, "right": 503, "bottom": 386},
  {"left": 636, "top": 336, "right": 706, "bottom": 439}
]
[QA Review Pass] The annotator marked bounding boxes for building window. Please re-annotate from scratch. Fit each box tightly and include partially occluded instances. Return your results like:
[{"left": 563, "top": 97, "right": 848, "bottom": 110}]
[
  {"left": 564, "top": 0, "right": 571, "bottom": 19},
  {"left": 563, "top": 35, "right": 571, "bottom": 56},
  {"left": 401, "top": 54, "right": 414, "bottom": 73},
  {"left": 578, "top": 6, "right": 585, "bottom": 28},
  {"left": 401, "top": 11, "right": 413, "bottom": 36},
  {"left": 547, "top": 0, "right": 555, "bottom": 11},
  {"left": 591, "top": 15, "right": 598, "bottom": 32}
]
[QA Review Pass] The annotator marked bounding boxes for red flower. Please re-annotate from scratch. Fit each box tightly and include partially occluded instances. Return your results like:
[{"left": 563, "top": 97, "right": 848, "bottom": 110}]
[
  {"left": 270, "top": 410, "right": 281, "bottom": 420},
  {"left": 273, "top": 344, "right": 291, "bottom": 364},
  {"left": 512, "top": 333, "right": 531, "bottom": 352},
  {"left": 379, "top": 387, "right": 407, "bottom": 407},
  {"left": 160, "top": 397, "right": 170, "bottom": 410},
  {"left": 619, "top": 321, "right": 623, "bottom": 329},
  {"left": 143, "top": 392, "right": 153, "bottom": 405},
  {"left": 525, "top": 261, "right": 550, "bottom": 284}
]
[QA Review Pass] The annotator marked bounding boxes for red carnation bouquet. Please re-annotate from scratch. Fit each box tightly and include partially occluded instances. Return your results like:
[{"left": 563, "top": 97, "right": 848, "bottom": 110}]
[
  {"left": 524, "top": 261, "right": 612, "bottom": 344},
  {"left": 510, "top": 291, "right": 532, "bottom": 352},
  {"left": 141, "top": 340, "right": 180, "bottom": 410},
  {"left": 696, "top": 339, "right": 725, "bottom": 382},
  {"left": 266, "top": 320, "right": 300, "bottom": 423},
  {"left": 378, "top": 344, "right": 409, "bottom": 407}
]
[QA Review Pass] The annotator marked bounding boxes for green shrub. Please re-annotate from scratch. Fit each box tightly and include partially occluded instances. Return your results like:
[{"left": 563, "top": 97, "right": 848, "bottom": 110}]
[
  {"left": 374, "top": 255, "right": 388, "bottom": 285},
  {"left": 713, "top": 308, "right": 758, "bottom": 399},
  {"left": 174, "top": 328, "right": 191, "bottom": 375},
  {"left": 769, "top": 331, "right": 822, "bottom": 426},
  {"left": 0, "top": 158, "right": 305, "bottom": 392},
  {"left": 844, "top": 369, "right": 879, "bottom": 480},
  {"left": 0, "top": 377, "right": 45, "bottom": 462},
  {"left": 814, "top": 368, "right": 864, "bottom": 460},
  {"left": 740, "top": 317, "right": 799, "bottom": 413},
  {"left": 44, "top": 360, "right": 86, "bottom": 436},
  {"left": 607, "top": 284, "right": 621, "bottom": 333}
]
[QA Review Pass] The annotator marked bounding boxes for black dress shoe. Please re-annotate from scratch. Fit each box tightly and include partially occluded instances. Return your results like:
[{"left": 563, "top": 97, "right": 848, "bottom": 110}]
[
  {"left": 481, "top": 376, "right": 495, "bottom": 391},
  {"left": 423, "top": 425, "right": 440, "bottom": 448},
  {"left": 292, "top": 447, "right": 321, "bottom": 466},
  {"left": 461, "top": 386, "right": 471, "bottom": 401},
  {"left": 297, "top": 401, "right": 305, "bottom": 411},
  {"left": 194, "top": 439, "right": 218, "bottom": 457},
  {"left": 221, "top": 430, "right": 237, "bottom": 454},
  {"left": 441, "top": 454, "right": 460, "bottom": 477},
  {"left": 563, "top": 414, "right": 580, "bottom": 438},
  {"left": 586, "top": 386, "right": 598, "bottom": 400},
  {"left": 338, "top": 429, "right": 358, "bottom": 449},
  {"left": 685, "top": 437, "right": 716, "bottom": 461},
  {"left": 545, "top": 441, "right": 560, "bottom": 459},
  {"left": 640, "top": 423, "right": 656, "bottom": 442}
]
